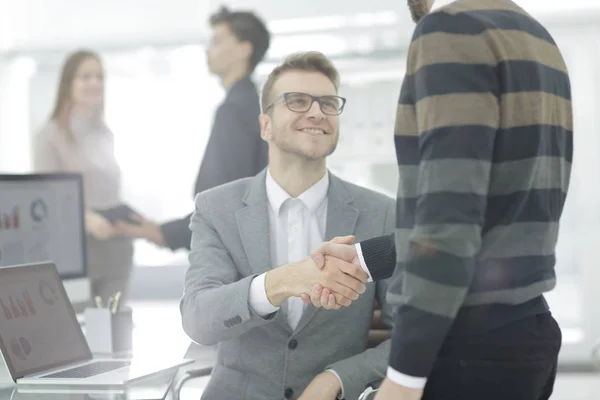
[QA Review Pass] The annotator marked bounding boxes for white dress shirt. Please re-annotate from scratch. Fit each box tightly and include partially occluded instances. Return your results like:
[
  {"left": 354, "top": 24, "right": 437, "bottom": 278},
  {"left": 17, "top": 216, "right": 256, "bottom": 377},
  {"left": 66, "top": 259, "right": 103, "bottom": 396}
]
[
  {"left": 354, "top": 244, "right": 427, "bottom": 389},
  {"left": 248, "top": 170, "right": 351, "bottom": 397},
  {"left": 248, "top": 169, "right": 328, "bottom": 325}
]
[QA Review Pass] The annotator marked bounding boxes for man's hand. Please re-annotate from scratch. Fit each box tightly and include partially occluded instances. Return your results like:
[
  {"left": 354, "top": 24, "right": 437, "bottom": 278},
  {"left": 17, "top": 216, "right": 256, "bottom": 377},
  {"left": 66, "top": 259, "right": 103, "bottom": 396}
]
[
  {"left": 301, "top": 237, "right": 362, "bottom": 309},
  {"left": 299, "top": 371, "right": 342, "bottom": 400},
  {"left": 115, "top": 214, "right": 165, "bottom": 247},
  {"left": 373, "top": 378, "right": 424, "bottom": 400},
  {"left": 265, "top": 255, "right": 368, "bottom": 307},
  {"left": 85, "top": 211, "right": 117, "bottom": 240},
  {"left": 310, "top": 238, "right": 360, "bottom": 269}
]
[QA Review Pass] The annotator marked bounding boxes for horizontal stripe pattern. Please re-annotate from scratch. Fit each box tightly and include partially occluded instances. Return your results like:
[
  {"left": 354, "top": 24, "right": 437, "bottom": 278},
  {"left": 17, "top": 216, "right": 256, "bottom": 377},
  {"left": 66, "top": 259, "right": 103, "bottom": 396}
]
[
  {"left": 492, "top": 125, "right": 573, "bottom": 162},
  {"left": 388, "top": 306, "right": 454, "bottom": 377},
  {"left": 416, "top": 159, "right": 492, "bottom": 196},
  {"left": 386, "top": 0, "right": 573, "bottom": 378},
  {"left": 480, "top": 221, "right": 560, "bottom": 258},
  {"left": 488, "top": 157, "right": 571, "bottom": 195},
  {"left": 500, "top": 92, "right": 572, "bottom": 130},
  {"left": 387, "top": 271, "right": 471, "bottom": 318},
  {"left": 395, "top": 125, "right": 573, "bottom": 163},
  {"left": 445, "top": 0, "right": 531, "bottom": 17},
  {"left": 407, "top": 31, "right": 568, "bottom": 77},
  {"left": 405, "top": 60, "right": 570, "bottom": 101},
  {"left": 464, "top": 278, "right": 556, "bottom": 305},
  {"left": 470, "top": 255, "right": 557, "bottom": 292},
  {"left": 484, "top": 189, "right": 567, "bottom": 227},
  {"left": 396, "top": 189, "right": 567, "bottom": 229},
  {"left": 498, "top": 61, "right": 570, "bottom": 97},
  {"left": 393, "top": 156, "right": 572, "bottom": 198},
  {"left": 412, "top": 9, "right": 556, "bottom": 45},
  {"left": 415, "top": 93, "right": 500, "bottom": 133}
]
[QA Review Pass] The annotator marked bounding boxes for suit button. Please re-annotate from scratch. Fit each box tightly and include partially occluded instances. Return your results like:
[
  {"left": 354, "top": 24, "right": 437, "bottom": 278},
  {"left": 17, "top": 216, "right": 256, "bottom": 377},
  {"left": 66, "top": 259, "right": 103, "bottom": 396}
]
[
  {"left": 288, "top": 339, "right": 298, "bottom": 350},
  {"left": 234, "top": 315, "right": 242, "bottom": 324},
  {"left": 284, "top": 388, "right": 294, "bottom": 398}
]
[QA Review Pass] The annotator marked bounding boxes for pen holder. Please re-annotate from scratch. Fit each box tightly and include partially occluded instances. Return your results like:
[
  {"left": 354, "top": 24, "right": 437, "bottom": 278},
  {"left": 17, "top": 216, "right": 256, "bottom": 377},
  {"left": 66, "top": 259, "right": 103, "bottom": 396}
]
[{"left": 84, "top": 307, "right": 133, "bottom": 354}]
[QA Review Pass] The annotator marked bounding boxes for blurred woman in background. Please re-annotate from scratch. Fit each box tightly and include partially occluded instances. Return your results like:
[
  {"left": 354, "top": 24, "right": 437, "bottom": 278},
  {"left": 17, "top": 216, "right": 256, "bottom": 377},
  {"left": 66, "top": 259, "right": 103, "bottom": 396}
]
[{"left": 33, "top": 49, "right": 133, "bottom": 308}]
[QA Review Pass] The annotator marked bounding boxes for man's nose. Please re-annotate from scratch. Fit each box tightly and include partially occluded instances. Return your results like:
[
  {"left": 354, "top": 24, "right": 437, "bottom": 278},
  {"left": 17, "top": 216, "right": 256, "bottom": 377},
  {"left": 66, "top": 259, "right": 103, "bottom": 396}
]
[{"left": 306, "top": 100, "right": 325, "bottom": 120}]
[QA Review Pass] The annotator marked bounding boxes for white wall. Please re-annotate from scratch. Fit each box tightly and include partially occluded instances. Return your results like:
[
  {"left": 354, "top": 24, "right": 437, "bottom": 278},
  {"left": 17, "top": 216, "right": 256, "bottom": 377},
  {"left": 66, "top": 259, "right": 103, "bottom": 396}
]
[
  {"left": 4, "top": 0, "right": 600, "bottom": 54},
  {"left": 2, "top": 0, "right": 212, "bottom": 51},
  {"left": 0, "top": 57, "right": 35, "bottom": 172}
]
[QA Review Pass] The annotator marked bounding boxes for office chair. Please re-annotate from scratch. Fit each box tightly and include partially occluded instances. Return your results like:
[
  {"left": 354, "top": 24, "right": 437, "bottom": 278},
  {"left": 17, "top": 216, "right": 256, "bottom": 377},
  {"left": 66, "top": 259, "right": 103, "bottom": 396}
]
[
  {"left": 368, "top": 299, "right": 391, "bottom": 348},
  {"left": 359, "top": 386, "right": 380, "bottom": 400},
  {"left": 172, "top": 366, "right": 213, "bottom": 400}
]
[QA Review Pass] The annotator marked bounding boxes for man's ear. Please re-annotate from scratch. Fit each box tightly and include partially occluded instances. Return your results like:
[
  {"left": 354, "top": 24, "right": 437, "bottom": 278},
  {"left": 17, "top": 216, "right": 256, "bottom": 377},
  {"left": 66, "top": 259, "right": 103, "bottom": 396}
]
[
  {"left": 259, "top": 113, "right": 271, "bottom": 141},
  {"left": 238, "top": 40, "right": 253, "bottom": 68}
]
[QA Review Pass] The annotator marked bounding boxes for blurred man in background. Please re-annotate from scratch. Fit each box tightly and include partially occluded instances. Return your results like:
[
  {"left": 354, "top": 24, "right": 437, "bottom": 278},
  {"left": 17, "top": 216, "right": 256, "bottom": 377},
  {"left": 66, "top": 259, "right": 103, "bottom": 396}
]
[{"left": 118, "top": 6, "right": 270, "bottom": 251}]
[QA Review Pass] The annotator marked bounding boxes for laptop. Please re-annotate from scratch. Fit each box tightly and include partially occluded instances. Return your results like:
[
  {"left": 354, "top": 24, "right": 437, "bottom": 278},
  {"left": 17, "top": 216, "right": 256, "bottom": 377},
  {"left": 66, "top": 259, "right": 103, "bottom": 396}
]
[{"left": 0, "top": 262, "right": 192, "bottom": 386}]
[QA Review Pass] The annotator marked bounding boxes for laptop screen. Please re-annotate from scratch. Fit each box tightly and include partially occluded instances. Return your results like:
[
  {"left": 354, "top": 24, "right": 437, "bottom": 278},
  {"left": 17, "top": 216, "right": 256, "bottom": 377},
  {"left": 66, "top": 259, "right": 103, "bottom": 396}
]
[{"left": 0, "top": 263, "right": 91, "bottom": 379}]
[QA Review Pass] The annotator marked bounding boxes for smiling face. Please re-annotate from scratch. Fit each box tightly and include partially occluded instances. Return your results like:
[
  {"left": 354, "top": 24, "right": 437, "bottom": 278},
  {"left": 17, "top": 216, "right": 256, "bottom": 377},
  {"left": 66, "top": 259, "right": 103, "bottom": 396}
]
[
  {"left": 260, "top": 70, "right": 340, "bottom": 163},
  {"left": 70, "top": 56, "right": 104, "bottom": 109}
]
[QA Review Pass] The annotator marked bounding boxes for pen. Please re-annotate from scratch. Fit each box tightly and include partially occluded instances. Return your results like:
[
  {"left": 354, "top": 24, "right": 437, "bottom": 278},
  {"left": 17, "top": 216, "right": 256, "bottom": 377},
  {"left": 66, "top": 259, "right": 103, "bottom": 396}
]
[
  {"left": 111, "top": 291, "right": 122, "bottom": 314},
  {"left": 94, "top": 296, "right": 103, "bottom": 308}
]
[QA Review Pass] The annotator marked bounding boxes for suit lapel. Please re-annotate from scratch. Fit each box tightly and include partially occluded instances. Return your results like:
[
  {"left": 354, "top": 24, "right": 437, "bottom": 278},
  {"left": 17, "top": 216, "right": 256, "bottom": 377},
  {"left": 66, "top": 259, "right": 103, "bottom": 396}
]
[
  {"left": 236, "top": 170, "right": 272, "bottom": 275},
  {"left": 292, "top": 174, "right": 359, "bottom": 335},
  {"left": 236, "top": 171, "right": 294, "bottom": 335}
]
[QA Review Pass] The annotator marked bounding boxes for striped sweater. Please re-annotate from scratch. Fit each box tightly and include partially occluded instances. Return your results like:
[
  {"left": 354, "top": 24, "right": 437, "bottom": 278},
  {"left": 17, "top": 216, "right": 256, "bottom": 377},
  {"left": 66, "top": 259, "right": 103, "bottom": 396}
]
[{"left": 361, "top": 0, "right": 573, "bottom": 379}]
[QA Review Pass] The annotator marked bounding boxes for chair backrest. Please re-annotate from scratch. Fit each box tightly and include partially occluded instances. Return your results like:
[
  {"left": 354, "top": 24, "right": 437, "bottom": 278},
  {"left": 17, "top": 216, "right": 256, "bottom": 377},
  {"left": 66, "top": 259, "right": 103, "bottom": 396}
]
[
  {"left": 368, "top": 299, "right": 391, "bottom": 348},
  {"left": 359, "top": 386, "right": 379, "bottom": 399}
]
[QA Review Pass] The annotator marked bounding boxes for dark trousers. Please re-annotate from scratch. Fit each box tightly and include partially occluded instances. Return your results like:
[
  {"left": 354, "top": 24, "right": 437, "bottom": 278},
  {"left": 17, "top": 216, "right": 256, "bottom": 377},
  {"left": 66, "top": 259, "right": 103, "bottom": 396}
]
[{"left": 422, "top": 313, "right": 561, "bottom": 400}]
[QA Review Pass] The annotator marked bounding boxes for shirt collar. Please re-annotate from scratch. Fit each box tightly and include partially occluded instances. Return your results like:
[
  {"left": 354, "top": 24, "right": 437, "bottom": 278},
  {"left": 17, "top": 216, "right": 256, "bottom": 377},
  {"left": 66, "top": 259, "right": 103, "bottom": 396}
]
[{"left": 266, "top": 169, "right": 329, "bottom": 215}]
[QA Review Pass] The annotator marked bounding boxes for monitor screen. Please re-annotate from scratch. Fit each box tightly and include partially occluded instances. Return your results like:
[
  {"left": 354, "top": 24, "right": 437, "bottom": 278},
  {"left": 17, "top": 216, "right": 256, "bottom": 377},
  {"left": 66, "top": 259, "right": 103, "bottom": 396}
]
[
  {"left": 0, "top": 263, "right": 91, "bottom": 378},
  {"left": 0, "top": 174, "right": 87, "bottom": 279}
]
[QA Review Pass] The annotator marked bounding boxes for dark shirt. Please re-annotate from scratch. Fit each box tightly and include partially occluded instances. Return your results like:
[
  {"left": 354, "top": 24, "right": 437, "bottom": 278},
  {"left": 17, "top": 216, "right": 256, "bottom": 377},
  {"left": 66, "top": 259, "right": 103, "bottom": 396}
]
[{"left": 160, "top": 76, "right": 268, "bottom": 251}]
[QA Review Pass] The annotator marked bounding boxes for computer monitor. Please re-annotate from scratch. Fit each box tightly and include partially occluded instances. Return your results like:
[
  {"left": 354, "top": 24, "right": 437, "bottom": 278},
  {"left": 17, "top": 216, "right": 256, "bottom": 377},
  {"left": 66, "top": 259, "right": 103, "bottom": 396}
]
[{"left": 0, "top": 173, "right": 90, "bottom": 304}]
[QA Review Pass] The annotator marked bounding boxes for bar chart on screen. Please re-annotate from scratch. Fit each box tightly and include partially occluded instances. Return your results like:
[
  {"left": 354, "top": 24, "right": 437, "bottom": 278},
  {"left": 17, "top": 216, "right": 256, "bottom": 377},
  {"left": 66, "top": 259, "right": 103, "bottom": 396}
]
[
  {"left": 0, "top": 290, "right": 37, "bottom": 320},
  {"left": 0, "top": 206, "right": 20, "bottom": 231}
]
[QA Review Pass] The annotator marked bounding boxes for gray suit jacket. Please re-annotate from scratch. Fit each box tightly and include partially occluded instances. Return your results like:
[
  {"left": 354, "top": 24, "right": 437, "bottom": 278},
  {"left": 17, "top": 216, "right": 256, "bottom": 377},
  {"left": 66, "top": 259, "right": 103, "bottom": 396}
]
[{"left": 180, "top": 170, "right": 395, "bottom": 400}]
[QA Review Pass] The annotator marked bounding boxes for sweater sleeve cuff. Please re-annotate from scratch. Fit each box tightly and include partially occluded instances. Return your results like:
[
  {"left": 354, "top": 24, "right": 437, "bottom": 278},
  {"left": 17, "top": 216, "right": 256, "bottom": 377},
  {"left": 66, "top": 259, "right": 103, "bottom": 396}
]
[
  {"left": 358, "top": 234, "right": 396, "bottom": 281},
  {"left": 388, "top": 305, "right": 454, "bottom": 378},
  {"left": 386, "top": 367, "right": 427, "bottom": 389}
]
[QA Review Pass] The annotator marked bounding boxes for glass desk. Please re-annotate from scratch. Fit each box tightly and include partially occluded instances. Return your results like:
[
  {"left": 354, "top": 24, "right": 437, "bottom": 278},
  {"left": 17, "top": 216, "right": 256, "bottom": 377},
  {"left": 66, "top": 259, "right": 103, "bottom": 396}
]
[{"left": 2, "top": 370, "right": 176, "bottom": 400}]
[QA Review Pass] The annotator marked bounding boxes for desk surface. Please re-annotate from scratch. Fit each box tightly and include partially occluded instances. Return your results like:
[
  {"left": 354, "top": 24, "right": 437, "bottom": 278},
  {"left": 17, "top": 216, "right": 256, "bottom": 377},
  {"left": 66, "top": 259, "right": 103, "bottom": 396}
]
[
  {"left": 2, "top": 371, "right": 175, "bottom": 400},
  {"left": 0, "top": 302, "right": 215, "bottom": 400}
]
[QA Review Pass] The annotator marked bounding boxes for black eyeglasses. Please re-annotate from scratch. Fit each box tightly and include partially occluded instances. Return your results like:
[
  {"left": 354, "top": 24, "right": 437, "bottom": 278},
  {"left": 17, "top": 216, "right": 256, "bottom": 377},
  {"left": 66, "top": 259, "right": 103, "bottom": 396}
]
[{"left": 265, "top": 92, "right": 346, "bottom": 115}]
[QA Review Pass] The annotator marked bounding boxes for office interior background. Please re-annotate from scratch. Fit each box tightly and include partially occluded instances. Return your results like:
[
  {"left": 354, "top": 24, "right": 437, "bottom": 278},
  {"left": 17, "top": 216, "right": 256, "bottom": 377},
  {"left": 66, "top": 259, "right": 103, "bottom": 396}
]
[{"left": 1, "top": 0, "right": 600, "bottom": 397}]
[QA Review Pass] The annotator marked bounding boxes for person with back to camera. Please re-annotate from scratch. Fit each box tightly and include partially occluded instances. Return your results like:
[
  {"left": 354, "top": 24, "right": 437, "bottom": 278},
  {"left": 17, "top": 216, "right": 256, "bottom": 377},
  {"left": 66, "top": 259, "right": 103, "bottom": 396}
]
[
  {"left": 33, "top": 50, "right": 135, "bottom": 308},
  {"left": 306, "top": 1, "right": 573, "bottom": 399}
]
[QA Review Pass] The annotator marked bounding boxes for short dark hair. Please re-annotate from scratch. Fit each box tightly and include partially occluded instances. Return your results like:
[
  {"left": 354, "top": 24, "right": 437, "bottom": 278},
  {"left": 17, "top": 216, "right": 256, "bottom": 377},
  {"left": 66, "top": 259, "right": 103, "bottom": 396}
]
[
  {"left": 261, "top": 52, "right": 340, "bottom": 113},
  {"left": 209, "top": 6, "right": 271, "bottom": 73}
]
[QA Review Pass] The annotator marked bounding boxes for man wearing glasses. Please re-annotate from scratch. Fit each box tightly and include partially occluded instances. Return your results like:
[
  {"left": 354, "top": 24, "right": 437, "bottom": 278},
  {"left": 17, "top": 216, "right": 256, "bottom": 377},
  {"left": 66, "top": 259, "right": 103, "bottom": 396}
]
[{"left": 180, "top": 51, "right": 396, "bottom": 400}]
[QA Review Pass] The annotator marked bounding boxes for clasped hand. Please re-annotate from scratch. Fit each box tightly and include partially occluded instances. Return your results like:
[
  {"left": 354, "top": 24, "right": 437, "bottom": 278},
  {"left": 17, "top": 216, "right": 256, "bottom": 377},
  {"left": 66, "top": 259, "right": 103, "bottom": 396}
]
[{"left": 300, "top": 235, "right": 365, "bottom": 309}]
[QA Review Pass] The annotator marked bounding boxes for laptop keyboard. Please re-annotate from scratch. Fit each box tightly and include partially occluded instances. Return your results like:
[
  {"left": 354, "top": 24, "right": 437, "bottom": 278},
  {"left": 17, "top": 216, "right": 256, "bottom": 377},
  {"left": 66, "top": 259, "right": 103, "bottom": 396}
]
[{"left": 44, "top": 360, "right": 131, "bottom": 379}]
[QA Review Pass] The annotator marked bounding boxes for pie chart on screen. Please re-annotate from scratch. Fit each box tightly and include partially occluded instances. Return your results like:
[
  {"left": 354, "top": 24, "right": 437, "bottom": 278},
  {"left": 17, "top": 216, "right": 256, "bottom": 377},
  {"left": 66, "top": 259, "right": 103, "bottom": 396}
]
[
  {"left": 30, "top": 198, "right": 48, "bottom": 222},
  {"left": 39, "top": 281, "right": 57, "bottom": 306},
  {"left": 10, "top": 337, "right": 31, "bottom": 360}
]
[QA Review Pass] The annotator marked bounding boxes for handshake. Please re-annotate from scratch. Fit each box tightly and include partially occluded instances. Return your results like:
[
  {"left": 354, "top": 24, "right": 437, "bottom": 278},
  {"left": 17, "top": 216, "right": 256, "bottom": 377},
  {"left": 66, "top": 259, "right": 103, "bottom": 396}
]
[{"left": 265, "top": 235, "right": 366, "bottom": 310}]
